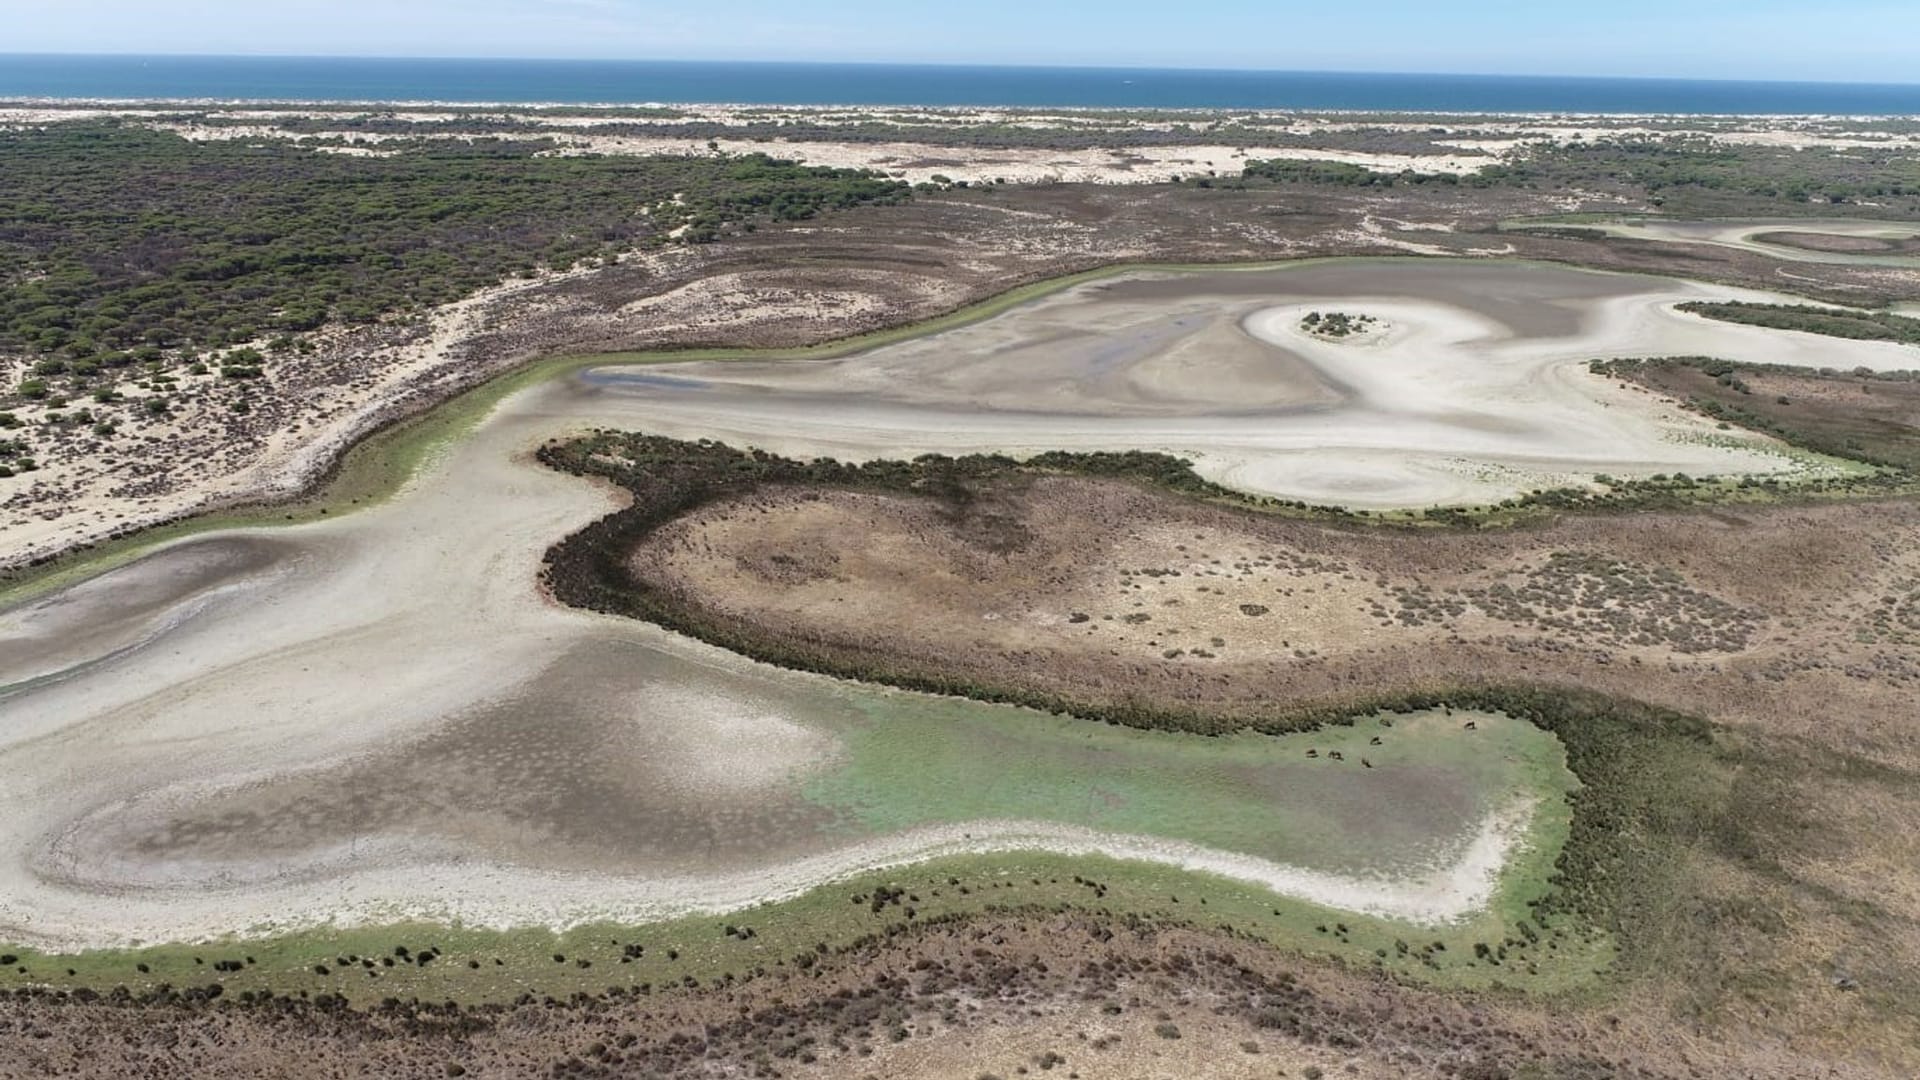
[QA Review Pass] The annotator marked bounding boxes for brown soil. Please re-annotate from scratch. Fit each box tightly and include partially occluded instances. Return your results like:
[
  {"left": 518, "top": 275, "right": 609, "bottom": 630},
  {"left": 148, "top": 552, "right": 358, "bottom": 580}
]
[
  {"left": 0, "top": 914, "right": 1870, "bottom": 1080},
  {"left": 631, "top": 476, "right": 1920, "bottom": 768}
]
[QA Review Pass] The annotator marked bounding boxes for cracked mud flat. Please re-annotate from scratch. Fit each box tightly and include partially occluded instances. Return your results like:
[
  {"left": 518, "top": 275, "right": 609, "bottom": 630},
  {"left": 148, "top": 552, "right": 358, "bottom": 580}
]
[{"left": 1, "top": 258, "right": 1905, "bottom": 951}]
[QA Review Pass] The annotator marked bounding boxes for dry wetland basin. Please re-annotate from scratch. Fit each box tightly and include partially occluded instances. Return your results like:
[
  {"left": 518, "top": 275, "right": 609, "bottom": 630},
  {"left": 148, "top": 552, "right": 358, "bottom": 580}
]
[
  {"left": 1516, "top": 217, "right": 1920, "bottom": 268},
  {"left": 5, "top": 251, "right": 1920, "bottom": 1076}
]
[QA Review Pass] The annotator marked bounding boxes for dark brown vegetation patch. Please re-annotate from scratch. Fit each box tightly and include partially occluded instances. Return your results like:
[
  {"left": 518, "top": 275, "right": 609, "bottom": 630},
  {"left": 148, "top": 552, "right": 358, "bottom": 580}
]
[
  {"left": 1392, "top": 552, "right": 1762, "bottom": 653},
  {"left": 1675, "top": 301, "right": 1920, "bottom": 345},
  {"left": 1753, "top": 230, "right": 1920, "bottom": 255},
  {"left": 539, "top": 433, "right": 1920, "bottom": 767},
  {"left": 1594, "top": 356, "right": 1920, "bottom": 470}
]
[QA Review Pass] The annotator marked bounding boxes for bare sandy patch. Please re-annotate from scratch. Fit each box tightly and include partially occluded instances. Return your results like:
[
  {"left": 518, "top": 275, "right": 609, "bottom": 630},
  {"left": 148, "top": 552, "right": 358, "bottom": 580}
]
[{"left": 630, "top": 684, "right": 843, "bottom": 796}]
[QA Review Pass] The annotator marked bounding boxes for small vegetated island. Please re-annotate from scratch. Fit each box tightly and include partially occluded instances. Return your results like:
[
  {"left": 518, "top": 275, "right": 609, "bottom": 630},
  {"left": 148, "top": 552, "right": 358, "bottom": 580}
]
[{"left": 1298, "top": 310, "right": 1381, "bottom": 339}]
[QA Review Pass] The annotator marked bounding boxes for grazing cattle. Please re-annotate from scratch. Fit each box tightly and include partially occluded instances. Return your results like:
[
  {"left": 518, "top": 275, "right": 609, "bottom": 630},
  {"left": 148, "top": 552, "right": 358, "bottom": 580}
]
[
  {"left": 1464, "top": 721, "right": 1478, "bottom": 730},
  {"left": 1306, "top": 749, "right": 1319, "bottom": 758},
  {"left": 1329, "top": 751, "right": 1345, "bottom": 761},
  {"left": 1362, "top": 758, "right": 1373, "bottom": 769},
  {"left": 1380, "top": 717, "right": 1394, "bottom": 728},
  {"left": 1369, "top": 736, "right": 1383, "bottom": 746}
]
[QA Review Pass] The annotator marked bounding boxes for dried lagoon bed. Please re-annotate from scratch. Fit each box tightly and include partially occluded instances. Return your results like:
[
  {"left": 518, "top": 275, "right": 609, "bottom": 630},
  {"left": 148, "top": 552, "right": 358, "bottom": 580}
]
[
  {"left": 1, "top": 255, "right": 1908, "bottom": 1000},
  {"left": 567, "top": 259, "right": 1908, "bottom": 508},
  {"left": 1507, "top": 216, "right": 1920, "bottom": 270}
]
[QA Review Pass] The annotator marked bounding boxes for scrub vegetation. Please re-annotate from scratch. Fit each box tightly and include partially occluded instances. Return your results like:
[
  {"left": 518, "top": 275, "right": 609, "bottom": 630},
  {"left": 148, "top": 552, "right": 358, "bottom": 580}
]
[
  {"left": 0, "top": 914, "right": 1751, "bottom": 1079},
  {"left": 1246, "top": 134, "right": 1920, "bottom": 216},
  {"left": 1676, "top": 300, "right": 1920, "bottom": 344},
  {"left": 0, "top": 122, "right": 907, "bottom": 398},
  {"left": 1593, "top": 355, "right": 1920, "bottom": 470}
]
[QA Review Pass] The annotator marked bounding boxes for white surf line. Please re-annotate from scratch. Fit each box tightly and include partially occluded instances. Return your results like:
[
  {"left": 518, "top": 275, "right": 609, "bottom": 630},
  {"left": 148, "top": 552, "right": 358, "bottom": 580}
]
[{"left": 0, "top": 800, "right": 1537, "bottom": 953}]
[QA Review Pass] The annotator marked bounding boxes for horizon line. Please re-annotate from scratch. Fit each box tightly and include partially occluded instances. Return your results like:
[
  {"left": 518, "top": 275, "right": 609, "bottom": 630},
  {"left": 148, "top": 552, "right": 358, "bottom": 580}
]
[{"left": 5, "top": 52, "right": 1920, "bottom": 91}]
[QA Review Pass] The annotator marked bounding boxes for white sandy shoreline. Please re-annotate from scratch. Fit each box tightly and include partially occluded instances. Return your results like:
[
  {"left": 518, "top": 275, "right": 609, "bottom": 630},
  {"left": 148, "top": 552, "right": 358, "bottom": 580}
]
[{"left": 4, "top": 804, "right": 1535, "bottom": 952}]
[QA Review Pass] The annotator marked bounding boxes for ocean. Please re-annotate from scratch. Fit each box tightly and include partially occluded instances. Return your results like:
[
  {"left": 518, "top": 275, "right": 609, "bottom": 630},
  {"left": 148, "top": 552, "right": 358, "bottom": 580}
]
[{"left": 2, "top": 55, "right": 1919, "bottom": 114}]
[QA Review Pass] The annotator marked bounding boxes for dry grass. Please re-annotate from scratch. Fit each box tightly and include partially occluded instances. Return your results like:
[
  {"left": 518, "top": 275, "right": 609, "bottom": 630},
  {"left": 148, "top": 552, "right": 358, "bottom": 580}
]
[{"left": 633, "top": 476, "right": 1920, "bottom": 767}]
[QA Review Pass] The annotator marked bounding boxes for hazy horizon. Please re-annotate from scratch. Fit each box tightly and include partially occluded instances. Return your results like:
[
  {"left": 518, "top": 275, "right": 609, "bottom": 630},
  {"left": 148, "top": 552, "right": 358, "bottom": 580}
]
[
  {"left": 9, "top": 0, "right": 1920, "bottom": 85},
  {"left": 5, "top": 52, "right": 1919, "bottom": 90}
]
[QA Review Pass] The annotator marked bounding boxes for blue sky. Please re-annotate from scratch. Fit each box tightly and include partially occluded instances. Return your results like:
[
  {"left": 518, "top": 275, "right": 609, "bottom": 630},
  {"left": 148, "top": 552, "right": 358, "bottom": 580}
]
[{"left": 8, "top": 0, "right": 1920, "bottom": 83}]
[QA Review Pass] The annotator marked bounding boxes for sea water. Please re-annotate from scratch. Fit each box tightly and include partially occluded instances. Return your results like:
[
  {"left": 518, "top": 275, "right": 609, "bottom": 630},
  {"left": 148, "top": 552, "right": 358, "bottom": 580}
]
[{"left": 4, "top": 54, "right": 1919, "bottom": 113}]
